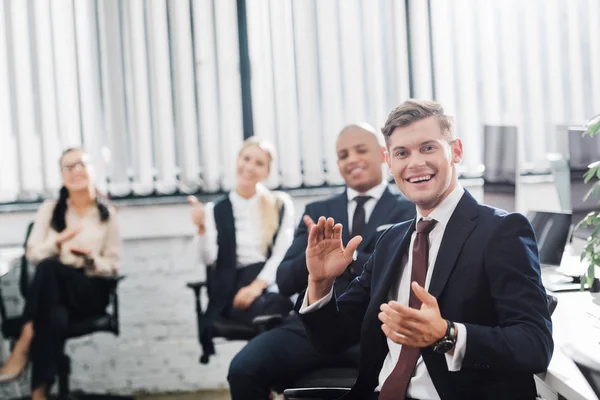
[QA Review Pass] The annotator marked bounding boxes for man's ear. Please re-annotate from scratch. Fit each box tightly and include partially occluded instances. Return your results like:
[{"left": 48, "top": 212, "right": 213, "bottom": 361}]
[
  {"left": 451, "top": 138, "right": 463, "bottom": 164},
  {"left": 384, "top": 149, "right": 392, "bottom": 169}
]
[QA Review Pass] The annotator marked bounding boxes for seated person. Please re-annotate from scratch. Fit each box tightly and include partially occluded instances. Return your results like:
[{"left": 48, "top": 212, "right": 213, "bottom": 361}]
[
  {"left": 0, "top": 148, "right": 121, "bottom": 400},
  {"left": 299, "top": 100, "right": 553, "bottom": 400},
  {"left": 189, "top": 137, "right": 295, "bottom": 358},
  {"left": 227, "top": 124, "right": 416, "bottom": 400}
]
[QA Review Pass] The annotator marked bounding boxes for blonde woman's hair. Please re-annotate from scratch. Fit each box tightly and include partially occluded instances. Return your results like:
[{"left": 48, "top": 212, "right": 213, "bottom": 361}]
[{"left": 238, "top": 137, "right": 282, "bottom": 252}]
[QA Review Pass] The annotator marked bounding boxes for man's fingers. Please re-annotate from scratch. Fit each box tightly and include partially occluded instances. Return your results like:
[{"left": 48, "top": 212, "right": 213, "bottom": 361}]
[
  {"left": 379, "top": 310, "right": 420, "bottom": 336},
  {"left": 381, "top": 324, "right": 411, "bottom": 346},
  {"left": 412, "top": 282, "right": 438, "bottom": 307},
  {"left": 317, "top": 217, "right": 326, "bottom": 241},
  {"left": 386, "top": 301, "right": 424, "bottom": 322},
  {"left": 333, "top": 224, "right": 343, "bottom": 240},
  {"left": 303, "top": 215, "right": 315, "bottom": 230},
  {"left": 324, "top": 217, "right": 335, "bottom": 238},
  {"left": 308, "top": 224, "right": 320, "bottom": 248},
  {"left": 343, "top": 236, "right": 363, "bottom": 260}
]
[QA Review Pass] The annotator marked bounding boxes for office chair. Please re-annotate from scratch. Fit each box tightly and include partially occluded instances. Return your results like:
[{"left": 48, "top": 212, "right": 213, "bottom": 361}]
[
  {"left": 0, "top": 222, "right": 126, "bottom": 400},
  {"left": 189, "top": 268, "right": 359, "bottom": 398},
  {"left": 282, "top": 294, "right": 560, "bottom": 400},
  {"left": 187, "top": 264, "right": 284, "bottom": 364}
]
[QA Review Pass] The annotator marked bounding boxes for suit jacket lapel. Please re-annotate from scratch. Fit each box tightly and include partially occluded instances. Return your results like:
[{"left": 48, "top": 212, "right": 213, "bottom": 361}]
[
  {"left": 371, "top": 218, "right": 416, "bottom": 305},
  {"left": 329, "top": 192, "right": 350, "bottom": 244},
  {"left": 360, "top": 187, "right": 395, "bottom": 250},
  {"left": 428, "top": 191, "right": 479, "bottom": 298}
]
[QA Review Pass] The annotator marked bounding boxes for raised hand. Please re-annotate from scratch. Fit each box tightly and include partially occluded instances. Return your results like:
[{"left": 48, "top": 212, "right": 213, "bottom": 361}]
[
  {"left": 188, "top": 195, "right": 206, "bottom": 234},
  {"left": 306, "top": 217, "right": 362, "bottom": 303},
  {"left": 55, "top": 226, "right": 82, "bottom": 249}
]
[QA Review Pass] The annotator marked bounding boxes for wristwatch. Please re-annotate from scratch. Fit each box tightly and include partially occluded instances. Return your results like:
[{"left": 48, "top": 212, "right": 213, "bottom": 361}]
[{"left": 432, "top": 320, "right": 457, "bottom": 354}]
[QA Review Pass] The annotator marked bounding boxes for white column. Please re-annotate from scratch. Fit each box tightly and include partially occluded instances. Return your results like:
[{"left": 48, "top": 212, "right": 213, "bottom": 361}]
[
  {"left": 34, "top": 0, "right": 62, "bottom": 195},
  {"left": 146, "top": 0, "right": 177, "bottom": 193},
  {"left": 125, "top": 0, "right": 155, "bottom": 195},
  {"left": 429, "top": 0, "right": 457, "bottom": 116},
  {"left": 498, "top": 0, "right": 524, "bottom": 170},
  {"left": 565, "top": 0, "right": 585, "bottom": 123},
  {"left": 588, "top": 0, "right": 600, "bottom": 117},
  {"left": 191, "top": 0, "right": 222, "bottom": 192},
  {"left": 10, "top": 0, "right": 43, "bottom": 197},
  {"left": 361, "top": 0, "right": 387, "bottom": 127},
  {"left": 476, "top": 0, "right": 501, "bottom": 125},
  {"left": 96, "top": 0, "right": 131, "bottom": 196},
  {"left": 390, "top": 0, "right": 410, "bottom": 106},
  {"left": 213, "top": 0, "right": 245, "bottom": 190},
  {"left": 338, "top": 0, "right": 367, "bottom": 122},
  {"left": 544, "top": 0, "right": 567, "bottom": 129},
  {"left": 73, "top": 0, "right": 108, "bottom": 193},
  {"left": 315, "top": 0, "right": 344, "bottom": 185},
  {"left": 246, "top": 0, "right": 279, "bottom": 188},
  {"left": 522, "top": 0, "right": 547, "bottom": 168},
  {"left": 169, "top": 0, "right": 201, "bottom": 190},
  {"left": 0, "top": 0, "right": 19, "bottom": 202},
  {"left": 268, "top": 0, "right": 302, "bottom": 188},
  {"left": 452, "top": 0, "right": 480, "bottom": 173},
  {"left": 50, "top": 0, "right": 81, "bottom": 147},
  {"left": 292, "top": 0, "right": 324, "bottom": 186},
  {"left": 406, "top": 0, "right": 433, "bottom": 99}
]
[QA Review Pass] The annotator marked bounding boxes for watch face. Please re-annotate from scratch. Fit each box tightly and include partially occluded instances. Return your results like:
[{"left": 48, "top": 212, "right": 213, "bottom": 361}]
[{"left": 435, "top": 339, "right": 455, "bottom": 354}]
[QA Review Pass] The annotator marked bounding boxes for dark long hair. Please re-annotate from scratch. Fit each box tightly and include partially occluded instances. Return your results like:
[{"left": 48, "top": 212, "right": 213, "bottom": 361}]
[{"left": 50, "top": 148, "right": 111, "bottom": 232}]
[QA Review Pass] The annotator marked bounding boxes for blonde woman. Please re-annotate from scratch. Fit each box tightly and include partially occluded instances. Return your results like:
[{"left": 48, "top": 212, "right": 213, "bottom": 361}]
[
  {"left": 0, "top": 148, "right": 120, "bottom": 400},
  {"left": 188, "top": 137, "right": 295, "bottom": 359}
]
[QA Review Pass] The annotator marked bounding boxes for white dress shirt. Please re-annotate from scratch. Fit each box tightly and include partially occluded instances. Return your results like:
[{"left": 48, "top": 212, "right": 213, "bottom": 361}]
[
  {"left": 346, "top": 180, "right": 389, "bottom": 234},
  {"left": 301, "top": 185, "right": 468, "bottom": 400},
  {"left": 195, "top": 185, "right": 295, "bottom": 288}
]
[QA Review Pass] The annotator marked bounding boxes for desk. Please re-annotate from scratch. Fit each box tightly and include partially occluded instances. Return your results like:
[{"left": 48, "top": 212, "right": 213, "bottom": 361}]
[{"left": 537, "top": 291, "right": 600, "bottom": 400}]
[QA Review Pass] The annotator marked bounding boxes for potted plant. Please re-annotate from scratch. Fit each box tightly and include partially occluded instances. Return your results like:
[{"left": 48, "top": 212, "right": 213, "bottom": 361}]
[{"left": 578, "top": 113, "right": 600, "bottom": 292}]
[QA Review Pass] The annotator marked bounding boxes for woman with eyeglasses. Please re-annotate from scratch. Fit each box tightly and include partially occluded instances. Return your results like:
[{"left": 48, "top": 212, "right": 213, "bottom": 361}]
[{"left": 0, "top": 148, "right": 121, "bottom": 400}]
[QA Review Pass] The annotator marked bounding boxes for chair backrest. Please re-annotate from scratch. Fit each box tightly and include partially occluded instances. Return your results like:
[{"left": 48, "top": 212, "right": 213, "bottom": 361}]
[
  {"left": 546, "top": 294, "right": 558, "bottom": 316},
  {"left": 527, "top": 211, "right": 572, "bottom": 266},
  {"left": 19, "top": 221, "right": 35, "bottom": 297}
]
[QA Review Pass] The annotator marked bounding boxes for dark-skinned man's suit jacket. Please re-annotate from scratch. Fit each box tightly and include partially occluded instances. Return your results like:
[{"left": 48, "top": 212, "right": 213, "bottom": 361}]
[
  {"left": 276, "top": 186, "right": 415, "bottom": 335},
  {"left": 297, "top": 190, "right": 553, "bottom": 400}
]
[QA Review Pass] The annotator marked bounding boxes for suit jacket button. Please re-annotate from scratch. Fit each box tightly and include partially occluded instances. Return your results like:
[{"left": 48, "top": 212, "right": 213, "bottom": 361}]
[{"left": 350, "top": 267, "right": 355, "bottom": 274}]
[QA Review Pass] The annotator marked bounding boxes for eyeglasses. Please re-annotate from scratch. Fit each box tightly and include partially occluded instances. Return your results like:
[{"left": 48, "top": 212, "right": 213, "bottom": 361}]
[{"left": 61, "top": 160, "right": 88, "bottom": 173}]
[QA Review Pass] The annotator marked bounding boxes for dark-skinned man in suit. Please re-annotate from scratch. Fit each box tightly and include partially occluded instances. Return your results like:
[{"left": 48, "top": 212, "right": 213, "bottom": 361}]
[{"left": 227, "top": 123, "right": 416, "bottom": 400}]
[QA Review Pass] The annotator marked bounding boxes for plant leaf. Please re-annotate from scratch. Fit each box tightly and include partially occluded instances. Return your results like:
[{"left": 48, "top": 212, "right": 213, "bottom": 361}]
[{"left": 584, "top": 167, "right": 598, "bottom": 184}]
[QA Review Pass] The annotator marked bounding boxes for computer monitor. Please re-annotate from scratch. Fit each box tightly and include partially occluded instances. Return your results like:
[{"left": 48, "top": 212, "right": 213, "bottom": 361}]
[
  {"left": 527, "top": 211, "right": 572, "bottom": 267},
  {"left": 567, "top": 127, "right": 600, "bottom": 239},
  {"left": 482, "top": 125, "right": 518, "bottom": 212}
]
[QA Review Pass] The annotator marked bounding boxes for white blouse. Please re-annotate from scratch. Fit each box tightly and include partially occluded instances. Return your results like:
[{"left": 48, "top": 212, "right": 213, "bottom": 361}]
[{"left": 195, "top": 187, "right": 295, "bottom": 289}]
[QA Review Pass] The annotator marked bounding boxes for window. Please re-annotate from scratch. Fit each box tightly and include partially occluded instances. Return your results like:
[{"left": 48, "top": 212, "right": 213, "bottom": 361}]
[{"left": 0, "top": 0, "right": 598, "bottom": 204}]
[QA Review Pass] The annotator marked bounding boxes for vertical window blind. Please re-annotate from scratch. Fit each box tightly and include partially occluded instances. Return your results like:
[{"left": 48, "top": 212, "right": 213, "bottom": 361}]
[{"left": 0, "top": 0, "right": 598, "bottom": 204}]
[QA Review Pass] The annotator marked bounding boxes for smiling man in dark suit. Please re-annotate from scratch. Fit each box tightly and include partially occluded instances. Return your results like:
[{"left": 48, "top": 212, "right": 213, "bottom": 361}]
[
  {"left": 227, "top": 124, "right": 416, "bottom": 400},
  {"left": 299, "top": 100, "right": 553, "bottom": 400}
]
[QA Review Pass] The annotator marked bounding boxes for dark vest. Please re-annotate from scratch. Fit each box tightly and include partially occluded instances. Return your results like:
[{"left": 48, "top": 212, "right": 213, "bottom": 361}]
[{"left": 199, "top": 193, "right": 285, "bottom": 354}]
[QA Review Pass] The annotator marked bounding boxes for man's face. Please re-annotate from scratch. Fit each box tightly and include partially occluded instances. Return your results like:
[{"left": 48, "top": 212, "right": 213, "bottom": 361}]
[
  {"left": 385, "top": 116, "right": 463, "bottom": 213},
  {"left": 336, "top": 128, "right": 385, "bottom": 193}
]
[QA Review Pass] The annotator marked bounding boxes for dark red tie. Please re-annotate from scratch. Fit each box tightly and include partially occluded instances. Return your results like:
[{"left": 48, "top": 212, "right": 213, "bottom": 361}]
[{"left": 379, "top": 219, "right": 437, "bottom": 400}]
